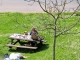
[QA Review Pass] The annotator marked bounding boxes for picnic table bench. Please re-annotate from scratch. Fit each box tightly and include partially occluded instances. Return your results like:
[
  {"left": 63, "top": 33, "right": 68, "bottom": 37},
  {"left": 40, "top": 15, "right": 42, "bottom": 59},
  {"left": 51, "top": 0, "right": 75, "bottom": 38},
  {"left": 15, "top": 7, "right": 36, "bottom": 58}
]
[
  {"left": 6, "top": 44, "right": 38, "bottom": 49},
  {"left": 6, "top": 33, "right": 46, "bottom": 49}
]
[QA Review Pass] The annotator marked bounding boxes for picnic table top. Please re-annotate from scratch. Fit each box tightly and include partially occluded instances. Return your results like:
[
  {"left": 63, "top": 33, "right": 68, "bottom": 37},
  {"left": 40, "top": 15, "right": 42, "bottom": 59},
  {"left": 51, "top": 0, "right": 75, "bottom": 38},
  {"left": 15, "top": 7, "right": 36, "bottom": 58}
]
[
  {"left": 9, "top": 33, "right": 47, "bottom": 42},
  {"left": 9, "top": 33, "right": 34, "bottom": 41}
]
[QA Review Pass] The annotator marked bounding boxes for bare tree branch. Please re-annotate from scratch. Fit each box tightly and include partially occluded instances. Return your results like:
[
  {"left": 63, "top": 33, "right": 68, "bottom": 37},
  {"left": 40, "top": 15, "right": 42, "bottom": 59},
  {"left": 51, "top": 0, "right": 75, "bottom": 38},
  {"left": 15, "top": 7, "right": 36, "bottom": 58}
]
[
  {"left": 56, "top": 18, "right": 80, "bottom": 37},
  {"left": 38, "top": 0, "right": 55, "bottom": 19}
]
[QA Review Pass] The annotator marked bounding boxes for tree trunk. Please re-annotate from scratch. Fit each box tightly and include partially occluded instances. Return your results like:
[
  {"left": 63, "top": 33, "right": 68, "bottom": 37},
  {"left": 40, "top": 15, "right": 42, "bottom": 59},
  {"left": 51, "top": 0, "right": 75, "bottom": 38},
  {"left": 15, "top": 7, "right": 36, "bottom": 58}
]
[{"left": 53, "top": 19, "right": 57, "bottom": 60}]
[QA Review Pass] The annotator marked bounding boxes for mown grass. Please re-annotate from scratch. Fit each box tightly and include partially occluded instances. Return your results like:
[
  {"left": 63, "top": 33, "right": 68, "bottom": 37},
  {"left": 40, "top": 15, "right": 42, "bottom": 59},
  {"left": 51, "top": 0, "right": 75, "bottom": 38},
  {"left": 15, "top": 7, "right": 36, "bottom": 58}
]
[{"left": 0, "top": 12, "right": 80, "bottom": 60}]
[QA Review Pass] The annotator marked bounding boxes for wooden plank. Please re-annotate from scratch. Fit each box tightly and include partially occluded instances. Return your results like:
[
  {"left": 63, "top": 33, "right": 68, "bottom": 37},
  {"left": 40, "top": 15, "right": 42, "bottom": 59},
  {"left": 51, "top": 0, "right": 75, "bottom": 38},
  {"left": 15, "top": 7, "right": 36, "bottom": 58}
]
[
  {"left": 9, "top": 37, "right": 34, "bottom": 41},
  {"left": 6, "top": 44, "right": 38, "bottom": 49},
  {"left": 41, "top": 40, "right": 47, "bottom": 42}
]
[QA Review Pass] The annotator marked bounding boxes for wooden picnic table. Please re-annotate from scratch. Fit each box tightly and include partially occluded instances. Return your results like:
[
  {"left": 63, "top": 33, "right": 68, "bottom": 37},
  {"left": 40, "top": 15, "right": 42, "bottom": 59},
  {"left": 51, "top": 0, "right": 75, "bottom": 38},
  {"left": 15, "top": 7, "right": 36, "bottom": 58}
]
[{"left": 6, "top": 33, "right": 46, "bottom": 49}]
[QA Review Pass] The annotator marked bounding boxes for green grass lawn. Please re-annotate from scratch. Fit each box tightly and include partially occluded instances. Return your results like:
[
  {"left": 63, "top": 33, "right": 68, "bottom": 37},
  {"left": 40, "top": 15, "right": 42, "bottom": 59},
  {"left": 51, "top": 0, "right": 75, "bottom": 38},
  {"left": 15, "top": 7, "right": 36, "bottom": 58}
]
[{"left": 0, "top": 12, "right": 80, "bottom": 60}]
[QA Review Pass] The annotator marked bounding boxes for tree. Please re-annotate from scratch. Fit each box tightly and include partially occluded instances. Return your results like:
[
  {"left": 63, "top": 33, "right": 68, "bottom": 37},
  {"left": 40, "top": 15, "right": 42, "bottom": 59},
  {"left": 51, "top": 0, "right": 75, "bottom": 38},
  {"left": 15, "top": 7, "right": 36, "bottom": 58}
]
[{"left": 25, "top": 0, "right": 80, "bottom": 60}]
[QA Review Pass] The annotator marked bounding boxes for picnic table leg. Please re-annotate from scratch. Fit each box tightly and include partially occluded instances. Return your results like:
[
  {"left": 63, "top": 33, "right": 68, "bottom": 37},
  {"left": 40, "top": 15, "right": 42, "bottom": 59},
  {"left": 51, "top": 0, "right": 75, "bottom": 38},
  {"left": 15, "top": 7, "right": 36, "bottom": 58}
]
[
  {"left": 30, "top": 41, "right": 37, "bottom": 47},
  {"left": 11, "top": 39, "right": 14, "bottom": 44},
  {"left": 13, "top": 39, "right": 20, "bottom": 45},
  {"left": 40, "top": 40, "right": 43, "bottom": 45},
  {"left": 9, "top": 39, "right": 21, "bottom": 48},
  {"left": 9, "top": 39, "right": 14, "bottom": 48}
]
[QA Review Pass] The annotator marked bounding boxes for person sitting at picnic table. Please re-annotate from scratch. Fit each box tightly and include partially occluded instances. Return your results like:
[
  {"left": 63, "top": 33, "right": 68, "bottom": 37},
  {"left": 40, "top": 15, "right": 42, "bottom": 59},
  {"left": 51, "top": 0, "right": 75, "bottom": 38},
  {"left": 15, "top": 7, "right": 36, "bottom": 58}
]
[
  {"left": 29, "top": 28, "right": 43, "bottom": 46},
  {"left": 30, "top": 28, "right": 38, "bottom": 35},
  {"left": 30, "top": 28, "right": 43, "bottom": 40},
  {"left": 24, "top": 31, "right": 28, "bottom": 35},
  {"left": 30, "top": 28, "right": 39, "bottom": 40}
]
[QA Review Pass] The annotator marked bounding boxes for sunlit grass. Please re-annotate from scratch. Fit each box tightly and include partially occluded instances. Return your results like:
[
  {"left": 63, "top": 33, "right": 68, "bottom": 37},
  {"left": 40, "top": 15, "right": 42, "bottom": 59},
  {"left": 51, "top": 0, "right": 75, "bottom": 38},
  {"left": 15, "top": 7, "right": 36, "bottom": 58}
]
[{"left": 0, "top": 12, "right": 80, "bottom": 60}]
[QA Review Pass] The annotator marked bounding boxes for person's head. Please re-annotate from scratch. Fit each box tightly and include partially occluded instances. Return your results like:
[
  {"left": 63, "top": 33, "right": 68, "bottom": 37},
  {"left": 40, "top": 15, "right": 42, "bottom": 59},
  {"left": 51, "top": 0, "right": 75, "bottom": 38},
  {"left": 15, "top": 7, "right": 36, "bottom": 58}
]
[
  {"left": 32, "top": 28, "right": 36, "bottom": 31},
  {"left": 4, "top": 53, "right": 9, "bottom": 58},
  {"left": 24, "top": 31, "right": 28, "bottom": 35}
]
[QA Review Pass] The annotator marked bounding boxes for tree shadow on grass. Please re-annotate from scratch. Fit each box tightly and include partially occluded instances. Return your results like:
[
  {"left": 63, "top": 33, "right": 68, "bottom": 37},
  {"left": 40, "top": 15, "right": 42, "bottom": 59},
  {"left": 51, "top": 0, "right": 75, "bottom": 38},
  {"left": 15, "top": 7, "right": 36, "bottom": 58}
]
[{"left": 8, "top": 44, "right": 49, "bottom": 53}]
